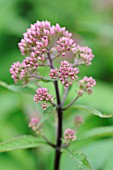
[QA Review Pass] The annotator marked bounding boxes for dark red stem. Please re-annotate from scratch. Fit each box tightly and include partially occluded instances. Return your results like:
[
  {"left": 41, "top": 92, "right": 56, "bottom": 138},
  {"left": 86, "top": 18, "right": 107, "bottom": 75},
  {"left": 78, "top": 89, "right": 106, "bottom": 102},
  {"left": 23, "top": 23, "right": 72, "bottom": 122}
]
[{"left": 47, "top": 49, "right": 63, "bottom": 170}]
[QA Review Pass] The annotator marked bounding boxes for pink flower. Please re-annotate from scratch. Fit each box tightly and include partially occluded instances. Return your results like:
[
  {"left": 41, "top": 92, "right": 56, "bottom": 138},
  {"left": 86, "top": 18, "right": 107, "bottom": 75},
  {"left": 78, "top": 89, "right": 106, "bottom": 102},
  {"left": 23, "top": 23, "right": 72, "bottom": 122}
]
[
  {"left": 9, "top": 62, "right": 22, "bottom": 83},
  {"left": 49, "top": 68, "right": 59, "bottom": 79},
  {"left": 22, "top": 57, "right": 38, "bottom": 70},
  {"left": 57, "top": 37, "right": 76, "bottom": 56},
  {"left": 10, "top": 20, "right": 96, "bottom": 111},
  {"left": 29, "top": 117, "right": 40, "bottom": 132},
  {"left": 64, "top": 128, "right": 76, "bottom": 143},
  {"left": 29, "top": 118, "right": 40, "bottom": 127},
  {"left": 18, "top": 21, "right": 73, "bottom": 61},
  {"left": 79, "top": 76, "right": 96, "bottom": 94},
  {"left": 41, "top": 103, "right": 48, "bottom": 110},
  {"left": 75, "top": 45, "right": 94, "bottom": 66},
  {"left": 34, "top": 88, "right": 53, "bottom": 110},
  {"left": 50, "top": 60, "right": 79, "bottom": 89},
  {"left": 10, "top": 57, "right": 39, "bottom": 82},
  {"left": 75, "top": 115, "right": 84, "bottom": 127},
  {"left": 59, "top": 61, "right": 79, "bottom": 88}
]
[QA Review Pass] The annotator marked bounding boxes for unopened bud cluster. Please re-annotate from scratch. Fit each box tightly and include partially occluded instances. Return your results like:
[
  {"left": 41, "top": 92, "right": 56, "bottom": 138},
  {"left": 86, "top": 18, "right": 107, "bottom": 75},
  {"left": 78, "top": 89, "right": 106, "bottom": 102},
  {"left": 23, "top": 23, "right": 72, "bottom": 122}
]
[
  {"left": 10, "top": 20, "right": 96, "bottom": 110},
  {"left": 29, "top": 118, "right": 40, "bottom": 132},
  {"left": 78, "top": 76, "right": 96, "bottom": 95},
  {"left": 34, "top": 88, "right": 53, "bottom": 110},
  {"left": 50, "top": 60, "right": 79, "bottom": 89},
  {"left": 75, "top": 115, "right": 84, "bottom": 127},
  {"left": 18, "top": 21, "right": 71, "bottom": 60},
  {"left": 64, "top": 128, "right": 76, "bottom": 143},
  {"left": 10, "top": 57, "right": 38, "bottom": 83},
  {"left": 75, "top": 45, "right": 94, "bottom": 66},
  {"left": 57, "top": 37, "right": 76, "bottom": 56}
]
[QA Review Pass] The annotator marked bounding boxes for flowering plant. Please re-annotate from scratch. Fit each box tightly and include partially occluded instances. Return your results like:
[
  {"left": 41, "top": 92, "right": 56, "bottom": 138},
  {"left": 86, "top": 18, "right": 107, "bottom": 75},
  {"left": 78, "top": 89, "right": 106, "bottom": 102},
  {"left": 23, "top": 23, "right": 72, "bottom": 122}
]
[{"left": 0, "top": 21, "right": 112, "bottom": 170}]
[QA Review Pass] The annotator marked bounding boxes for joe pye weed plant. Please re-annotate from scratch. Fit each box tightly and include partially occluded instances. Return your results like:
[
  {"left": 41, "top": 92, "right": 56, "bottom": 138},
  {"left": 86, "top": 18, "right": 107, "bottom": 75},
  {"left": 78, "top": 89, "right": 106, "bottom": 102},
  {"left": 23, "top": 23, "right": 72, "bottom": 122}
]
[{"left": 0, "top": 21, "right": 113, "bottom": 170}]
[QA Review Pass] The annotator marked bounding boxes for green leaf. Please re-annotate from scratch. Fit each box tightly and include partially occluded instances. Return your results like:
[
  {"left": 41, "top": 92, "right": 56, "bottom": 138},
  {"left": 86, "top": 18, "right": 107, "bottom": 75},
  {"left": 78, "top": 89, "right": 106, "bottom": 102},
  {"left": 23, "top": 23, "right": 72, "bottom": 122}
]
[
  {"left": 65, "top": 149, "right": 93, "bottom": 170},
  {"left": 34, "top": 106, "right": 56, "bottom": 135},
  {"left": 0, "top": 80, "right": 35, "bottom": 94},
  {"left": 77, "top": 139, "right": 113, "bottom": 170},
  {"left": 41, "top": 106, "right": 55, "bottom": 121},
  {"left": 79, "top": 126, "right": 113, "bottom": 141},
  {"left": 70, "top": 105, "right": 113, "bottom": 118},
  {"left": 0, "top": 135, "right": 46, "bottom": 152}
]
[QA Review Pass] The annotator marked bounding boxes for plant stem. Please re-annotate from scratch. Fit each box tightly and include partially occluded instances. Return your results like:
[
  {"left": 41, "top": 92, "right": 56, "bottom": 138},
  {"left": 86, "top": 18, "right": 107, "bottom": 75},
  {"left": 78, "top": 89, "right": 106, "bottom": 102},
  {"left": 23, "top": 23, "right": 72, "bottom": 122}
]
[
  {"left": 62, "top": 95, "right": 80, "bottom": 111},
  {"left": 41, "top": 134, "right": 56, "bottom": 148},
  {"left": 29, "top": 74, "right": 53, "bottom": 82},
  {"left": 53, "top": 82, "right": 63, "bottom": 170},
  {"left": 61, "top": 87, "right": 69, "bottom": 106},
  {"left": 47, "top": 49, "right": 63, "bottom": 170}
]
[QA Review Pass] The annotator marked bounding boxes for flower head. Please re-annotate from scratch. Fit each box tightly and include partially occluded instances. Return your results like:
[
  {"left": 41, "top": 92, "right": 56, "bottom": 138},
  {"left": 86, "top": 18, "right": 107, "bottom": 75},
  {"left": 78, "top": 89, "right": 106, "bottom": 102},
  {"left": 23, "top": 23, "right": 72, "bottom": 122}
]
[
  {"left": 10, "top": 21, "right": 96, "bottom": 115},
  {"left": 10, "top": 57, "right": 39, "bottom": 83},
  {"left": 59, "top": 61, "right": 79, "bottom": 88},
  {"left": 10, "top": 21, "right": 95, "bottom": 87},
  {"left": 57, "top": 37, "right": 76, "bottom": 56},
  {"left": 49, "top": 68, "right": 59, "bottom": 79},
  {"left": 41, "top": 103, "right": 48, "bottom": 110},
  {"left": 64, "top": 128, "right": 76, "bottom": 143},
  {"left": 34, "top": 88, "right": 53, "bottom": 110},
  {"left": 18, "top": 21, "right": 73, "bottom": 61},
  {"left": 29, "top": 117, "right": 40, "bottom": 132},
  {"left": 50, "top": 60, "right": 79, "bottom": 89},
  {"left": 75, "top": 45, "right": 94, "bottom": 66},
  {"left": 29, "top": 117, "right": 40, "bottom": 127},
  {"left": 9, "top": 62, "right": 23, "bottom": 83},
  {"left": 79, "top": 76, "right": 96, "bottom": 94},
  {"left": 75, "top": 115, "right": 84, "bottom": 127},
  {"left": 22, "top": 57, "right": 38, "bottom": 70}
]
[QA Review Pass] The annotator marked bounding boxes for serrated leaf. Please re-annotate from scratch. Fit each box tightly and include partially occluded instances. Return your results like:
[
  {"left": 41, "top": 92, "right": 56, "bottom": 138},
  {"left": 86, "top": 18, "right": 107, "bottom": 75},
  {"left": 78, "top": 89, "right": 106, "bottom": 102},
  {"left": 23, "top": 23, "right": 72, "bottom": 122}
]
[
  {"left": 0, "top": 80, "right": 35, "bottom": 94},
  {"left": 0, "top": 135, "right": 46, "bottom": 152},
  {"left": 70, "top": 105, "right": 113, "bottom": 118},
  {"left": 79, "top": 126, "right": 113, "bottom": 141},
  {"left": 65, "top": 149, "right": 93, "bottom": 170}
]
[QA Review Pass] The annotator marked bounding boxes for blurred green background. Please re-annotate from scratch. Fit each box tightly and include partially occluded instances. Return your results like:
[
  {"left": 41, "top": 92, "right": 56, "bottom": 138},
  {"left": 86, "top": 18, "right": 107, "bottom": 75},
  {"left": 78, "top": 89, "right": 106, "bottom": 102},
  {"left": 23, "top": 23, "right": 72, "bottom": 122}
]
[{"left": 0, "top": 0, "right": 113, "bottom": 170}]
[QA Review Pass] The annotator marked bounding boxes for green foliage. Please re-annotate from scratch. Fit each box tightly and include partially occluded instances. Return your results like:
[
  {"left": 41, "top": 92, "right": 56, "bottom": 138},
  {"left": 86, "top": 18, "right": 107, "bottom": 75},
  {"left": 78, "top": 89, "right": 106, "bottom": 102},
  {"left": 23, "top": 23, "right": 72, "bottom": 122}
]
[
  {"left": 70, "top": 105, "right": 113, "bottom": 118},
  {"left": 0, "top": 80, "right": 35, "bottom": 94},
  {"left": 64, "top": 149, "right": 93, "bottom": 170},
  {"left": 0, "top": 135, "right": 46, "bottom": 152},
  {"left": 78, "top": 126, "right": 113, "bottom": 141},
  {"left": 80, "top": 138, "right": 113, "bottom": 170}
]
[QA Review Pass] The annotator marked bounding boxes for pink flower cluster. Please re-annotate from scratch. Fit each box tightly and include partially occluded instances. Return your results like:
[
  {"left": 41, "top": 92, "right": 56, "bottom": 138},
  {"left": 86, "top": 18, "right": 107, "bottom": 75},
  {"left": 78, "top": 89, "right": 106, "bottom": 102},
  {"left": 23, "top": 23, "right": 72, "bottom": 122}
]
[
  {"left": 75, "top": 115, "right": 84, "bottom": 127},
  {"left": 41, "top": 103, "right": 48, "bottom": 110},
  {"left": 64, "top": 128, "right": 76, "bottom": 143},
  {"left": 34, "top": 88, "right": 53, "bottom": 110},
  {"left": 76, "top": 45, "right": 94, "bottom": 66},
  {"left": 10, "top": 57, "right": 38, "bottom": 83},
  {"left": 22, "top": 57, "right": 38, "bottom": 70},
  {"left": 18, "top": 21, "right": 72, "bottom": 62},
  {"left": 57, "top": 37, "right": 76, "bottom": 56},
  {"left": 49, "top": 68, "right": 59, "bottom": 79},
  {"left": 10, "top": 62, "right": 22, "bottom": 83},
  {"left": 50, "top": 60, "right": 79, "bottom": 89},
  {"left": 10, "top": 21, "right": 96, "bottom": 114},
  {"left": 79, "top": 76, "right": 96, "bottom": 95},
  {"left": 10, "top": 21, "right": 95, "bottom": 85},
  {"left": 29, "top": 118, "right": 41, "bottom": 132}
]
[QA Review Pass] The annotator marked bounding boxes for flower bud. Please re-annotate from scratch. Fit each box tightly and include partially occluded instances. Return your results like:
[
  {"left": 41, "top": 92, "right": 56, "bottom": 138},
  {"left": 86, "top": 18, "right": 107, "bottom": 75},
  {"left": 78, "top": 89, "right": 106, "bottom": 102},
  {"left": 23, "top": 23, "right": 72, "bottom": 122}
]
[{"left": 64, "top": 128, "right": 76, "bottom": 143}]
